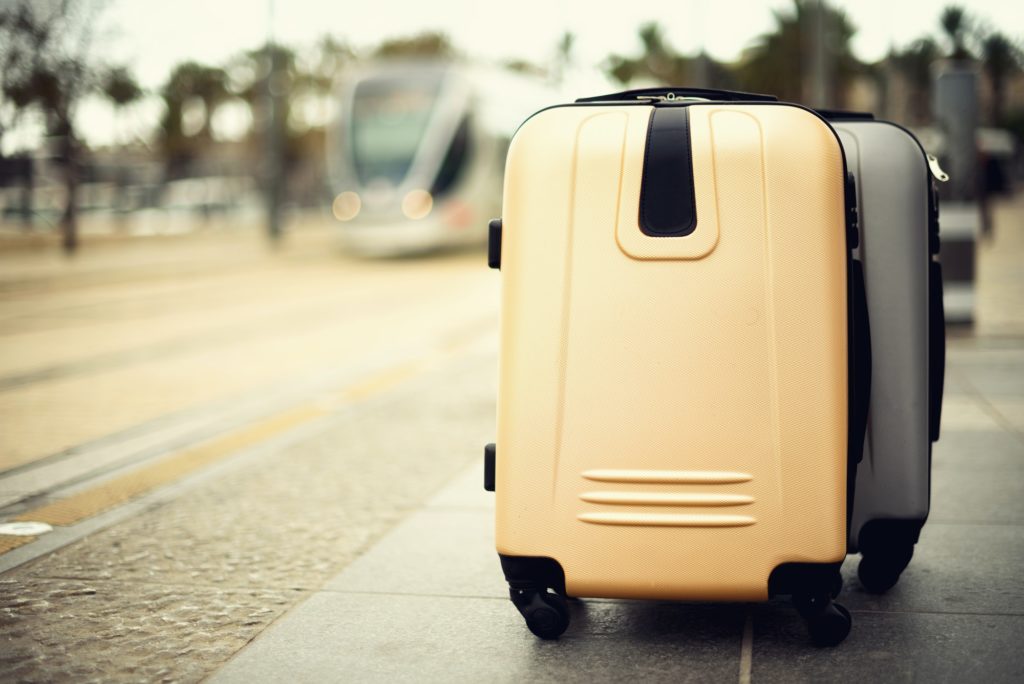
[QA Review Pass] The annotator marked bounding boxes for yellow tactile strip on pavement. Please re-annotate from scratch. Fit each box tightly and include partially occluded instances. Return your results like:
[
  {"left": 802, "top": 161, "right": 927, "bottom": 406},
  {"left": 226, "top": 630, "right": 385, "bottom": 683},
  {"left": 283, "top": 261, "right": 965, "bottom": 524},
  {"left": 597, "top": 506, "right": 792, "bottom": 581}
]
[
  {"left": 0, "top": 535, "right": 35, "bottom": 554},
  {"left": 14, "top": 404, "right": 325, "bottom": 527},
  {"left": 5, "top": 356, "right": 431, "bottom": 537}
]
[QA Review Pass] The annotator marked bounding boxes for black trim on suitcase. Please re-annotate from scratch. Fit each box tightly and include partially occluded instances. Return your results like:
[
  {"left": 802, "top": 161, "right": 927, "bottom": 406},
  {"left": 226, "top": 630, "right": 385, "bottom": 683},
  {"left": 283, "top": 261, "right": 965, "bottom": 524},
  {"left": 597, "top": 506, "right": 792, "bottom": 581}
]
[
  {"left": 849, "top": 258, "right": 871, "bottom": 468},
  {"left": 768, "top": 562, "right": 843, "bottom": 598},
  {"left": 639, "top": 107, "right": 698, "bottom": 237},
  {"left": 499, "top": 554, "right": 567, "bottom": 594},
  {"left": 817, "top": 109, "right": 876, "bottom": 121},
  {"left": 929, "top": 260, "right": 946, "bottom": 442}
]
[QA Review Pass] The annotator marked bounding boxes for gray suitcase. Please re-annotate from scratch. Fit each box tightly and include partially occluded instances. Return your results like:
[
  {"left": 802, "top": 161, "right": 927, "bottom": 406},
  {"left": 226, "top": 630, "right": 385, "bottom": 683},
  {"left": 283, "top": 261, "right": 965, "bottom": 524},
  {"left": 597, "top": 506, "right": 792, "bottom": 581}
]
[{"left": 826, "top": 112, "right": 947, "bottom": 592}]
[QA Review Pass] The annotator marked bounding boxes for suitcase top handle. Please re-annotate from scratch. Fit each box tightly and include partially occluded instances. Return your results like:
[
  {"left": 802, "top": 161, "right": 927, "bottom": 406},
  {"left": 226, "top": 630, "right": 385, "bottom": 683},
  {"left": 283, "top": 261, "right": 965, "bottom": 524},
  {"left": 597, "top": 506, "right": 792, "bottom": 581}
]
[{"left": 576, "top": 86, "right": 778, "bottom": 104}]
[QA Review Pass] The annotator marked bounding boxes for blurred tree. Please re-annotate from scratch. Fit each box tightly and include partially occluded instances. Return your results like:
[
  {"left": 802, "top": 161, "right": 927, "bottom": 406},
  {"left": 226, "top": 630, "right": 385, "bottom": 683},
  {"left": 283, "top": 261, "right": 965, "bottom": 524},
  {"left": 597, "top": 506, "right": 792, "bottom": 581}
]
[
  {"left": 940, "top": 6, "right": 973, "bottom": 60},
  {"left": 889, "top": 37, "right": 941, "bottom": 124},
  {"left": 373, "top": 32, "right": 456, "bottom": 60},
  {"left": 606, "top": 22, "right": 692, "bottom": 85},
  {"left": 981, "top": 33, "right": 1023, "bottom": 126},
  {"left": 734, "top": 0, "right": 861, "bottom": 107},
  {"left": 0, "top": 0, "right": 131, "bottom": 253},
  {"left": 553, "top": 31, "right": 574, "bottom": 85},
  {"left": 503, "top": 59, "right": 547, "bottom": 77},
  {"left": 103, "top": 66, "right": 143, "bottom": 108},
  {"left": 222, "top": 40, "right": 351, "bottom": 214},
  {"left": 159, "top": 61, "right": 230, "bottom": 176},
  {"left": 301, "top": 35, "right": 354, "bottom": 95},
  {"left": 102, "top": 66, "right": 142, "bottom": 144}
]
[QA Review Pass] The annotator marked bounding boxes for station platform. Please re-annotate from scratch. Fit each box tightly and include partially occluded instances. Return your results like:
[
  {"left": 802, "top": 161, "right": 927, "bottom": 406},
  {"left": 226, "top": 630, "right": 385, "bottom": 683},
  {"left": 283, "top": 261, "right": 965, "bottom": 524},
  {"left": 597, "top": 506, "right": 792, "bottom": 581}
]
[{"left": 1, "top": 195, "right": 1022, "bottom": 682}]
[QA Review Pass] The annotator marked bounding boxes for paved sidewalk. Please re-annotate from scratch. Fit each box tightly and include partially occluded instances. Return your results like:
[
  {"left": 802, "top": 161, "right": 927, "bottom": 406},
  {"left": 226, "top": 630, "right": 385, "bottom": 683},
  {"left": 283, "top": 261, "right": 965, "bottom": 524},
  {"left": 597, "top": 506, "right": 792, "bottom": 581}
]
[{"left": 211, "top": 201, "right": 1024, "bottom": 682}]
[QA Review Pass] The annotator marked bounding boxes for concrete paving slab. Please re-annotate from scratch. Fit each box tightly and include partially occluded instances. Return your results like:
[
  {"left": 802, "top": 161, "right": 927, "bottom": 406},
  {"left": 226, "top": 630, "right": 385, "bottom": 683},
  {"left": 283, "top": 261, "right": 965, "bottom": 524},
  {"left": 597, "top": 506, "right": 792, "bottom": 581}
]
[
  {"left": 932, "top": 429, "right": 1024, "bottom": 469},
  {"left": 930, "top": 460, "right": 1024, "bottom": 525},
  {"left": 322, "top": 507, "right": 502, "bottom": 599},
  {"left": 937, "top": 395, "right": 1005, "bottom": 431},
  {"left": 987, "top": 398, "right": 1024, "bottom": 433},
  {"left": 750, "top": 607, "right": 1024, "bottom": 683},
  {"left": 841, "top": 522, "right": 1024, "bottom": 615},
  {"left": 950, "top": 358, "right": 1024, "bottom": 399},
  {"left": 212, "top": 592, "right": 747, "bottom": 684},
  {"left": 427, "top": 461, "right": 492, "bottom": 511}
]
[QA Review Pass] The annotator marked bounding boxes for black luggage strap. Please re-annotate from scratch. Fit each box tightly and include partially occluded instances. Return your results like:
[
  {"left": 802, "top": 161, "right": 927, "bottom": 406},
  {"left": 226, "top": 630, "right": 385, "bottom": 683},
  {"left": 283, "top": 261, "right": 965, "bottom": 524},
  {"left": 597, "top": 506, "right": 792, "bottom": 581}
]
[
  {"left": 849, "top": 259, "right": 871, "bottom": 467},
  {"left": 928, "top": 260, "right": 946, "bottom": 442},
  {"left": 847, "top": 258, "right": 871, "bottom": 529}
]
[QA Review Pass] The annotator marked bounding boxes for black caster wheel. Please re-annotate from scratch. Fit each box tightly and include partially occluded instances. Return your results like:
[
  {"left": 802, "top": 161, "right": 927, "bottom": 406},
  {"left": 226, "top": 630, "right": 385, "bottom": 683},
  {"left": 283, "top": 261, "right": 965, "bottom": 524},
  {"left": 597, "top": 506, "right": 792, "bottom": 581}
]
[
  {"left": 858, "top": 553, "right": 908, "bottom": 594},
  {"left": 511, "top": 588, "right": 569, "bottom": 639},
  {"left": 806, "top": 603, "right": 852, "bottom": 647}
]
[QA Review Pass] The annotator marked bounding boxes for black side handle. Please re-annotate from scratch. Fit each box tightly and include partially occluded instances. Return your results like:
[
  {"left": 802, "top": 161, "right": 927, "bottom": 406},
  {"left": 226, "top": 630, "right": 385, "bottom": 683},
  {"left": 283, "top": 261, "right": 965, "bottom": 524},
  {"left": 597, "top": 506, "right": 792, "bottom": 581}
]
[
  {"left": 576, "top": 87, "right": 777, "bottom": 103},
  {"left": 488, "top": 219, "right": 502, "bottom": 270},
  {"left": 484, "top": 443, "right": 496, "bottom": 492}
]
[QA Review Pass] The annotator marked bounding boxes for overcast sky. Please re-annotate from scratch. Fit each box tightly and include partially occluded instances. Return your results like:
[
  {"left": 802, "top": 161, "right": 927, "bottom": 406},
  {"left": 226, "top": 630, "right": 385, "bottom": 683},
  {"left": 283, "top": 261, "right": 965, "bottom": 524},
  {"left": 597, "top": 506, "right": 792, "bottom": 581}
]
[
  {"left": 103, "top": 0, "right": 1022, "bottom": 88},
  {"left": 6, "top": 0, "right": 1021, "bottom": 151}
]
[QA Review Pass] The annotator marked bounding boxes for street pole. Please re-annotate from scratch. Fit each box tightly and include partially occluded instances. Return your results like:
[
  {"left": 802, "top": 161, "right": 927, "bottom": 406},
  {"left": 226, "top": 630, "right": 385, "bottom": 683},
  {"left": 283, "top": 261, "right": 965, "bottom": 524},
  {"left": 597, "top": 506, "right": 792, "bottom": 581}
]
[
  {"left": 811, "top": 0, "right": 829, "bottom": 108},
  {"left": 265, "top": 0, "right": 283, "bottom": 243},
  {"left": 933, "top": 62, "right": 980, "bottom": 325}
]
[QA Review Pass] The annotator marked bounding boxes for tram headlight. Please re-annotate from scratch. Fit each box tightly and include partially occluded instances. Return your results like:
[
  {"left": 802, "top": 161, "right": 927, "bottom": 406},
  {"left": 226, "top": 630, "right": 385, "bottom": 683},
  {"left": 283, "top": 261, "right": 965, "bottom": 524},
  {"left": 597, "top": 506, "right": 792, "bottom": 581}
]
[
  {"left": 332, "top": 191, "right": 361, "bottom": 221},
  {"left": 401, "top": 189, "right": 433, "bottom": 220}
]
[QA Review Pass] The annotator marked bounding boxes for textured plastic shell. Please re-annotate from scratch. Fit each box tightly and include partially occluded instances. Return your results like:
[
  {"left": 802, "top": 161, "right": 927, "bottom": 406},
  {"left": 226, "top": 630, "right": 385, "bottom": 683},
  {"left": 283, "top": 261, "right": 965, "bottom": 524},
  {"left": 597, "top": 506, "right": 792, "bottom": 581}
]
[{"left": 495, "top": 103, "right": 849, "bottom": 601}]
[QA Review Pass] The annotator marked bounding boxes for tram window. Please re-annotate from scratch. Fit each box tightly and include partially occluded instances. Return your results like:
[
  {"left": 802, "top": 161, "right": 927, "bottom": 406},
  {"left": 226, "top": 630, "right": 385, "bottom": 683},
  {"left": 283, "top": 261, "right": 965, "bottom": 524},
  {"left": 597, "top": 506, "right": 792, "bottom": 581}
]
[{"left": 431, "top": 115, "right": 471, "bottom": 196}]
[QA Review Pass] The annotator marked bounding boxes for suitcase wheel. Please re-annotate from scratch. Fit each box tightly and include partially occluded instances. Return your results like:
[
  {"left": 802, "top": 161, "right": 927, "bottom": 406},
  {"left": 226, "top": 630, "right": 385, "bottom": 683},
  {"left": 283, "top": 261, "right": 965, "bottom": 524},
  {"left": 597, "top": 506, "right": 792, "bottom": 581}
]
[
  {"left": 794, "top": 592, "right": 853, "bottom": 647},
  {"left": 857, "top": 545, "right": 914, "bottom": 594},
  {"left": 510, "top": 588, "right": 569, "bottom": 640}
]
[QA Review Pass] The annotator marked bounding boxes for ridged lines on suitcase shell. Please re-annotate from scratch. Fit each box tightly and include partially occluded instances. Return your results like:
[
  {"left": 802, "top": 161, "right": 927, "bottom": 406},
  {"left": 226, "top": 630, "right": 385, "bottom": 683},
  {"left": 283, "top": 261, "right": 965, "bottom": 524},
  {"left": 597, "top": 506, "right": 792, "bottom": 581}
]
[
  {"left": 577, "top": 512, "right": 757, "bottom": 527},
  {"left": 582, "top": 469, "right": 752, "bottom": 484},
  {"left": 579, "top": 491, "right": 754, "bottom": 506},
  {"left": 579, "top": 468, "right": 757, "bottom": 526}
]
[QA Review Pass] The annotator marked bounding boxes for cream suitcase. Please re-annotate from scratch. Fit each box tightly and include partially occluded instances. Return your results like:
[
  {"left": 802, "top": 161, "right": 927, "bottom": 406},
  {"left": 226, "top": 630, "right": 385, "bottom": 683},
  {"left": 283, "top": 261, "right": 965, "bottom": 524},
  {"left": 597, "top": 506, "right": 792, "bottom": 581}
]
[
  {"left": 485, "top": 88, "right": 869, "bottom": 646},
  {"left": 826, "top": 111, "right": 947, "bottom": 593}
]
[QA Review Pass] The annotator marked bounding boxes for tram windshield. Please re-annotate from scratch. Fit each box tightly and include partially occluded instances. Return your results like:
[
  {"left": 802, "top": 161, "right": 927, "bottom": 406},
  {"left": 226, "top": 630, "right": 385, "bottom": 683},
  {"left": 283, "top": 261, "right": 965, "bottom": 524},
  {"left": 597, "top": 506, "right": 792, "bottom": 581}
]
[{"left": 349, "top": 71, "right": 444, "bottom": 186}]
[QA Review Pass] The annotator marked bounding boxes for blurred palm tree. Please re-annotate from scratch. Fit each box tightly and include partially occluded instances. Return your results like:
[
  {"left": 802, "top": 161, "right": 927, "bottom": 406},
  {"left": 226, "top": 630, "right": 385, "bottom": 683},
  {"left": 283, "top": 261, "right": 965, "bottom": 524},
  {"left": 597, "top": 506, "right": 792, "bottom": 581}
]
[
  {"left": 373, "top": 32, "right": 456, "bottom": 60},
  {"left": 102, "top": 66, "right": 143, "bottom": 144},
  {"left": 101, "top": 66, "right": 142, "bottom": 222},
  {"left": 159, "top": 62, "right": 230, "bottom": 177},
  {"left": 735, "top": 0, "right": 861, "bottom": 107},
  {"left": 940, "top": 6, "right": 973, "bottom": 60},
  {"left": 606, "top": 22, "right": 692, "bottom": 86},
  {"left": 0, "top": 0, "right": 137, "bottom": 252},
  {"left": 553, "top": 31, "right": 575, "bottom": 85},
  {"left": 981, "top": 33, "right": 1023, "bottom": 126},
  {"left": 889, "top": 37, "right": 940, "bottom": 125}
]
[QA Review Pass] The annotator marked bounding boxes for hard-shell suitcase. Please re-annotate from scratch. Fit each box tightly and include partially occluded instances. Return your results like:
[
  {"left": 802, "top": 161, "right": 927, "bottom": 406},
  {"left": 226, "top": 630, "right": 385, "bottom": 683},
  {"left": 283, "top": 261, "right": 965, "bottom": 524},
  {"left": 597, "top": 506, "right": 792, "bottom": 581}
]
[
  {"left": 825, "top": 112, "right": 947, "bottom": 593},
  {"left": 485, "top": 88, "right": 870, "bottom": 646}
]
